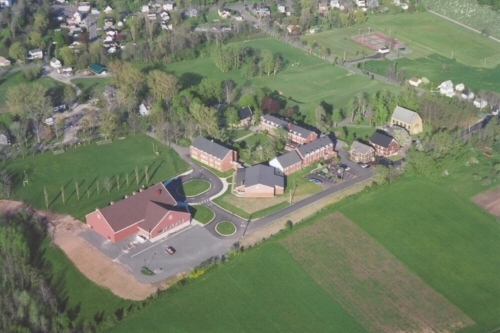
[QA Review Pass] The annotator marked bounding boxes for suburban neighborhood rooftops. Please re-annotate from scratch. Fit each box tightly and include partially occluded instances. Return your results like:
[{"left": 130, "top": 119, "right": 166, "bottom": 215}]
[
  {"left": 97, "top": 183, "right": 177, "bottom": 233},
  {"left": 244, "top": 164, "right": 285, "bottom": 188},
  {"left": 370, "top": 131, "right": 395, "bottom": 148},
  {"left": 192, "top": 136, "right": 233, "bottom": 160},
  {"left": 262, "top": 114, "right": 289, "bottom": 129},
  {"left": 392, "top": 106, "right": 420, "bottom": 124},
  {"left": 238, "top": 107, "right": 253, "bottom": 121},
  {"left": 297, "top": 136, "right": 334, "bottom": 157},
  {"left": 273, "top": 150, "right": 302, "bottom": 169},
  {"left": 351, "top": 140, "right": 374, "bottom": 154}
]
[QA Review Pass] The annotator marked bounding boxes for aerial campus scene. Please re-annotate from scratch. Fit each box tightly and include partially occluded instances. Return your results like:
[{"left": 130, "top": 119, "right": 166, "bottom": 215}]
[{"left": 0, "top": 0, "right": 499, "bottom": 332}]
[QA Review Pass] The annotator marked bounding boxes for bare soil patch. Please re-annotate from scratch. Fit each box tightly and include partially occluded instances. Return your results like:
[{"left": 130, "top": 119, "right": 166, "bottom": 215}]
[
  {"left": 280, "top": 212, "right": 474, "bottom": 333},
  {"left": 472, "top": 185, "right": 500, "bottom": 216},
  {"left": 0, "top": 200, "right": 157, "bottom": 301}
]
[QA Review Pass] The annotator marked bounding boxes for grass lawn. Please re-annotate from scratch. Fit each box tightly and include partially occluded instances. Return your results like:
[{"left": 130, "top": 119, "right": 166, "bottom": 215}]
[
  {"left": 42, "top": 239, "right": 133, "bottom": 326},
  {"left": 339, "top": 178, "right": 500, "bottom": 333},
  {"left": 215, "top": 221, "right": 237, "bottom": 235},
  {"left": 143, "top": 37, "right": 398, "bottom": 124},
  {"left": 179, "top": 179, "right": 211, "bottom": 196},
  {"left": 0, "top": 71, "right": 66, "bottom": 111},
  {"left": 364, "top": 53, "right": 500, "bottom": 93},
  {"left": 3, "top": 135, "right": 189, "bottom": 220},
  {"left": 108, "top": 243, "right": 366, "bottom": 333},
  {"left": 231, "top": 129, "right": 253, "bottom": 141},
  {"left": 71, "top": 77, "right": 113, "bottom": 97},
  {"left": 190, "top": 205, "right": 215, "bottom": 224}
]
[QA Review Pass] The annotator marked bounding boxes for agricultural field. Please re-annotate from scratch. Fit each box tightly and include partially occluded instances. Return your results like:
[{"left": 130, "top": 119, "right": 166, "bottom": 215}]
[
  {"left": 281, "top": 213, "right": 473, "bottom": 333},
  {"left": 340, "top": 179, "right": 500, "bottom": 333},
  {"left": 423, "top": 0, "right": 500, "bottom": 39},
  {"left": 3, "top": 135, "right": 189, "bottom": 220},
  {"left": 145, "top": 37, "right": 398, "bottom": 124},
  {"left": 0, "top": 71, "right": 66, "bottom": 110},
  {"left": 108, "top": 242, "right": 366, "bottom": 333}
]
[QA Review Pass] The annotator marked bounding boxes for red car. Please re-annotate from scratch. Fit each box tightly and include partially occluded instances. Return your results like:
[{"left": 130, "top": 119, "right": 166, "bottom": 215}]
[{"left": 165, "top": 246, "right": 176, "bottom": 255}]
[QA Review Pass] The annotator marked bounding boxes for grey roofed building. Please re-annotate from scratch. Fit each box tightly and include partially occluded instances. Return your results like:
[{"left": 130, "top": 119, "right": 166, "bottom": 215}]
[
  {"left": 271, "top": 150, "right": 302, "bottom": 169},
  {"left": 238, "top": 107, "right": 253, "bottom": 121},
  {"left": 350, "top": 140, "right": 373, "bottom": 154},
  {"left": 243, "top": 164, "right": 284, "bottom": 188},
  {"left": 262, "top": 114, "right": 315, "bottom": 139},
  {"left": 369, "top": 131, "right": 394, "bottom": 148},
  {"left": 297, "top": 136, "right": 334, "bottom": 157},
  {"left": 262, "top": 114, "right": 289, "bottom": 129},
  {"left": 392, "top": 106, "right": 419, "bottom": 124},
  {"left": 192, "top": 136, "right": 232, "bottom": 160},
  {"left": 288, "top": 123, "right": 315, "bottom": 139}
]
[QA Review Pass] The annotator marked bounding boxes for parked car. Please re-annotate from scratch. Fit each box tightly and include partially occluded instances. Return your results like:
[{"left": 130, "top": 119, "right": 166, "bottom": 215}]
[
  {"left": 165, "top": 246, "right": 176, "bottom": 255},
  {"left": 360, "top": 163, "right": 370, "bottom": 169},
  {"left": 136, "top": 234, "right": 147, "bottom": 243}
]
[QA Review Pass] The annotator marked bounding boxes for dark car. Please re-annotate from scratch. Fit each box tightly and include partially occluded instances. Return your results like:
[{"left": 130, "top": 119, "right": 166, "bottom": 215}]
[{"left": 165, "top": 246, "right": 176, "bottom": 255}]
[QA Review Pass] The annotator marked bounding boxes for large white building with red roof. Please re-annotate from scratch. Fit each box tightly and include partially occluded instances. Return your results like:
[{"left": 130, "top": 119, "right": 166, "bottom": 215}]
[{"left": 85, "top": 183, "right": 191, "bottom": 243}]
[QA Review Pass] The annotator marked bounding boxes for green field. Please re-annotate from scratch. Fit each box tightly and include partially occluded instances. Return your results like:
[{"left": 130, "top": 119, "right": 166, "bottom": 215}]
[
  {"left": 190, "top": 205, "right": 215, "bottom": 224},
  {"left": 340, "top": 179, "right": 500, "bottom": 333},
  {"left": 108, "top": 242, "right": 366, "bottom": 333},
  {"left": 0, "top": 71, "right": 66, "bottom": 110},
  {"left": 179, "top": 179, "right": 211, "bottom": 196},
  {"left": 4, "top": 135, "right": 189, "bottom": 220},
  {"left": 71, "top": 77, "right": 113, "bottom": 97},
  {"left": 149, "top": 37, "right": 398, "bottom": 124},
  {"left": 42, "top": 239, "right": 132, "bottom": 326}
]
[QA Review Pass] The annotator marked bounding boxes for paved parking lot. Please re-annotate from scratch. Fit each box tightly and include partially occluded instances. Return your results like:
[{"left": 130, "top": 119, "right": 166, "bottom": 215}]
[{"left": 80, "top": 225, "right": 235, "bottom": 283}]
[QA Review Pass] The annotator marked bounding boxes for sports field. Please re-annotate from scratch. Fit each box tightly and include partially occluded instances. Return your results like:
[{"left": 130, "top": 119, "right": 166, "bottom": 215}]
[
  {"left": 150, "top": 38, "right": 398, "bottom": 124},
  {"left": 3, "top": 135, "right": 189, "bottom": 220}
]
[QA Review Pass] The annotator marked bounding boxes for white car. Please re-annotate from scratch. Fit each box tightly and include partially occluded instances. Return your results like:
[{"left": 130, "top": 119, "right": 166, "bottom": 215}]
[{"left": 136, "top": 234, "right": 147, "bottom": 243}]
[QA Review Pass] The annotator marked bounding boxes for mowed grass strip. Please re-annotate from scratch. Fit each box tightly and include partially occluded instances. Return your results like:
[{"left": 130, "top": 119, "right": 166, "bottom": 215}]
[
  {"left": 108, "top": 243, "right": 366, "bottom": 333},
  {"left": 340, "top": 179, "right": 500, "bottom": 333},
  {"left": 281, "top": 212, "right": 473, "bottom": 333},
  {"left": 4, "top": 135, "right": 189, "bottom": 220}
]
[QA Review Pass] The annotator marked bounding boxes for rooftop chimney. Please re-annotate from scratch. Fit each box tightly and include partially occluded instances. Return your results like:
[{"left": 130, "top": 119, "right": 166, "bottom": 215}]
[{"left": 156, "top": 189, "right": 161, "bottom": 196}]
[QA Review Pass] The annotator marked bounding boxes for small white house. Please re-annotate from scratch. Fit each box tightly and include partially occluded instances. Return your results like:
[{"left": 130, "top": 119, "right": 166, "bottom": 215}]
[
  {"left": 455, "top": 83, "right": 465, "bottom": 92},
  {"left": 163, "top": 1, "right": 175, "bottom": 10},
  {"left": 473, "top": 98, "right": 488, "bottom": 109},
  {"left": 104, "top": 5, "right": 113, "bottom": 13},
  {"left": 377, "top": 47, "right": 390, "bottom": 54},
  {"left": 28, "top": 49, "right": 43, "bottom": 60},
  {"left": 141, "top": 5, "right": 150, "bottom": 13},
  {"left": 91, "top": 8, "right": 100, "bottom": 14},
  {"left": 44, "top": 117, "right": 54, "bottom": 126},
  {"left": 139, "top": 102, "right": 152, "bottom": 116},
  {"left": 408, "top": 77, "right": 422, "bottom": 87},
  {"left": 77, "top": 4, "right": 90, "bottom": 12},
  {"left": 438, "top": 80, "right": 455, "bottom": 97},
  {"left": 50, "top": 58, "right": 62, "bottom": 69},
  {"left": 277, "top": 4, "right": 286, "bottom": 13},
  {"left": 462, "top": 90, "right": 475, "bottom": 100}
]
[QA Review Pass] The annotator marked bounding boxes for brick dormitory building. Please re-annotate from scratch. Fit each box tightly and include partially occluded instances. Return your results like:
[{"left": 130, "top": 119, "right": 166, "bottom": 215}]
[{"left": 190, "top": 136, "right": 238, "bottom": 172}]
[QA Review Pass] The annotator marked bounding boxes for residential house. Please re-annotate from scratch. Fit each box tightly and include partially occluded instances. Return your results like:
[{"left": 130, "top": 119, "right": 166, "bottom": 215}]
[
  {"left": 461, "top": 89, "right": 475, "bottom": 100},
  {"left": 141, "top": 4, "right": 150, "bottom": 12},
  {"left": 473, "top": 98, "right": 488, "bottom": 109},
  {"left": 218, "top": 8, "right": 231, "bottom": 18},
  {"left": 190, "top": 136, "right": 238, "bottom": 172},
  {"left": 455, "top": 83, "right": 465, "bottom": 92},
  {"left": 163, "top": 1, "right": 175, "bottom": 10},
  {"left": 286, "top": 24, "right": 301, "bottom": 35},
  {"left": 318, "top": 2, "right": 329, "bottom": 15},
  {"left": 330, "top": 0, "right": 342, "bottom": 9},
  {"left": 277, "top": 3, "right": 286, "bottom": 13},
  {"left": 86, "top": 183, "right": 191, "bottom": 243},
  {"left": 89, "top": 63, "right": 107, "bottom": 75},
  {"left": 50, "top": 58, "right": 62, "bottom": 69},
  {"left": 260, "top": 114, "right": 317, "bottom": 144},
  {"left": 296, "top": 136, "right": 336, "bottom": 167},
  {"left": 238, "top": 107, "right": 253, "bottom": 127},
  {"left": 78, "top": 2, "right": 91, "bottom": 13},
  {"left": 390, "top": 106, "right": 423, "bottom": 135},
  {"left": 28, "top": 49, "right": 43, "bottom": 60},
  {"left": 139, "top": 101, "right": 152, "bottom": 116},
  {"left": 355, "top": 0, "right": 366, "bottom": 7},
  {"left": 369, "top": 131, "right": 399, "bottom": 157},
  {"left": 438, "top": 80, "right": 455, "bottom": 97},
  {"left": 0, "top": 130, "right": 10, "bottom": 145},
  {"left": 408, "top": 77, "right": 421, "bottom": 87},
  {"left": 253, "top": 4, "right": 270, "bottom": 16},
  {"left": 104, "top": 5, "right": 113, "bottom": 13},
  {"left": 160, "top": 11, "right": 170, "bottom": 21},
  {"left": 349, "top": 141, "right": 375, "bottom": 163},
  {"left": 0, "top": 56, "right": 11, "bottom": 67},
  {"left": 269, "top": 150, "right": 303, "bottom": 175},
  {"left": 234, "top": 165, "right": 285, "bottom": 197}
]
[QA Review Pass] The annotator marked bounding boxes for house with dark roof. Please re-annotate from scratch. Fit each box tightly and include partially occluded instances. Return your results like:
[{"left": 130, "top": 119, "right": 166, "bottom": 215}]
[
  {"left": 296, "top": 136, "right": 335, "bottom": 167},
  {"left": 390, "top": 106, "right": 423, "bottom": 135},
  {"left": 238, "top": 107, "right": 253, "bottom": 128},
  {"left": 269, "top": 150, "right": 303, "bottom": 175},
  {"left": 260, "top": 114, "right": 317, "bottom": 144},
  {"left": 369, "top": 131, "right": 399, "bottom": 157},
  {"left": 234, "top": 165, "right": 285, "bottom": 197},
  {"left": 349, "top": 141, "right": 375, "bottom": 163},
  {"left": 190, "top": 136, "right": 238, "bottom": 172},
  {"left": 89, "top": 63, "right": 107, "bottom": 75},
  {"left": 86, "top": 183, "right": 191, "bottom": 243}
]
